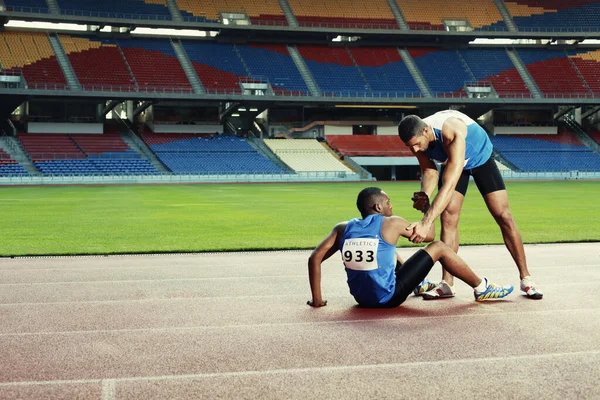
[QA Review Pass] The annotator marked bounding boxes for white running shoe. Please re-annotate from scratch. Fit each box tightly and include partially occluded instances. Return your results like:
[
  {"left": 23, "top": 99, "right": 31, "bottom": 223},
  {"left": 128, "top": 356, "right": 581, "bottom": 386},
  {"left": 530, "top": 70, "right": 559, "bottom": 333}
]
[
  {"left": 422, "top": 281, "right": 455, "bottom": 300},
  {"left": 520, "top": 276, "right": 543, "bottom": 299}
]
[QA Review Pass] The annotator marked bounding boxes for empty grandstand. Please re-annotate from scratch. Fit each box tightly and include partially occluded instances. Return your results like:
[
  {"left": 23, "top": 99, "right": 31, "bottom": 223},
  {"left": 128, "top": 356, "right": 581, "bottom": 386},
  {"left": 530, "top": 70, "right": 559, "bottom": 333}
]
[{"left": 0, "top": 0, "right": 599, "bottom": 184}]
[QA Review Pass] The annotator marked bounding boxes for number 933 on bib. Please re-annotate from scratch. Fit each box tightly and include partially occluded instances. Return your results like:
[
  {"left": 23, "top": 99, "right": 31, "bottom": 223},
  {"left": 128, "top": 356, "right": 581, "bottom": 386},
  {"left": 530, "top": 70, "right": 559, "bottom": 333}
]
[{"left": 342, "top": 238, "right": 378, "bottom": 271}]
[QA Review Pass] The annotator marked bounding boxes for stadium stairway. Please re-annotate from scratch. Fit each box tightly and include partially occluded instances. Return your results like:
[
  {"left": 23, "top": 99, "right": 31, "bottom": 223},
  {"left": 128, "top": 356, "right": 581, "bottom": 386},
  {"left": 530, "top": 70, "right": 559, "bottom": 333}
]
[
  {"left": 119, "top": 131, "right": 171, "bottom": 174},
  {"left": 165, "top": 0, "right": 183, "bottom": 22},
  {"left": 278, "top": 0, "right": 299, "bottom": 27},
  {"left": 319, "top": 141, "right": 363, "bottom": 174},
  {"left": 47, "top": 33, "right": 80, "bottom": 91},
  {"left": 398, "top": 48, "right": 432, "bottom": 97},
  {"left": 46, "top": 0, "right": 60, "bottom": 14},
  {"left": 246, "top": 137, "right": 294, "bottom": 173},
  {"left": 492, "top": 0, "right": 518, "bottom": 31},
  {"left": 506, "top": 48, "right": 543, "bottom": 98},
  {"left": 286, "top": 45, "right": 322, "bottom": 96},
  {"left": 562, "top": 119, "right": 600, "bottom": 155},
  {"left": 492, "top": 149, "right": 519, "bottom": 171},
  {"left": 170, "top": 39, "right": 205, "bottom": 94},
  {"left": 0, "top": 136, "right": 41, "bottom": 175},
  {"left": 387, "top": 0, "right": 410, "bottom": 30}
]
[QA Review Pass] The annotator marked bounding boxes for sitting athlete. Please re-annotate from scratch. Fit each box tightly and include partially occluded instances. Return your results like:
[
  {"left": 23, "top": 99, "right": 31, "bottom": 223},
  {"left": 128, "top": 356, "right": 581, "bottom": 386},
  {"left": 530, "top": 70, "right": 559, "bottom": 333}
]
[{"left": 307, "top": 187, "right": 513, "bottom": 308}]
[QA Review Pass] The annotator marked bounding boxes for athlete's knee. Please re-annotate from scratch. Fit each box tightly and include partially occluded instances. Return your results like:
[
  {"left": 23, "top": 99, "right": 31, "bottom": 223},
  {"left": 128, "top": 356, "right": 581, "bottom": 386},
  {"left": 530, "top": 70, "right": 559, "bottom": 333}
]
[
  {"left": 493, "top": 207, "right": 515, "bottom": 229},
  {"left": 423, "top": 240, "right": 449, "bottom": 260},
  {"left": 441, "top": 208, "right": 460, "bottom": 228}
]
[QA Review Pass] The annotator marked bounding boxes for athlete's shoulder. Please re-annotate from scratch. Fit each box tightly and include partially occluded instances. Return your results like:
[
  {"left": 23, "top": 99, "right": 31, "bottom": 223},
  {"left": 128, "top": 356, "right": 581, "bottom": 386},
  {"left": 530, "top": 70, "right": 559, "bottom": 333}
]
[
  {"left": 382, "top": 215, "right": 409, "bottom": 229},
  {"left": 333, "top": 221, "right": 349, "bottom": 234}
]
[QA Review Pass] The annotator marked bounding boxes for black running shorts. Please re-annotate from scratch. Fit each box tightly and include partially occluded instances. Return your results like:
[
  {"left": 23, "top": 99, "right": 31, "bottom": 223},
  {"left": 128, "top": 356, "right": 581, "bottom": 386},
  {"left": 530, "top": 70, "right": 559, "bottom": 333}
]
[
  {"left": 438, "top": 155, "right": 506, "bottom": 197},
  {"left": 381, "top": 249, "right": 435, "bottom": 308}
]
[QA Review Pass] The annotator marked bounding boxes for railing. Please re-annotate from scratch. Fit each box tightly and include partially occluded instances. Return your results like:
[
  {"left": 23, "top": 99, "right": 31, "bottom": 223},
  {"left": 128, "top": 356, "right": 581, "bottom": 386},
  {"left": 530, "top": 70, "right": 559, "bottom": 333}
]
[
  {"left": 3, "top": 5, "right": 49, "bottom": 13},
  {"left": 59, "top": 8, "right": 172, "bottom": 20},
  {"left": 29, "top": 153, "right": 141, "bottom": 160},
  {"left": 3, "top": 82, "right": 599, "bottom": 100}
]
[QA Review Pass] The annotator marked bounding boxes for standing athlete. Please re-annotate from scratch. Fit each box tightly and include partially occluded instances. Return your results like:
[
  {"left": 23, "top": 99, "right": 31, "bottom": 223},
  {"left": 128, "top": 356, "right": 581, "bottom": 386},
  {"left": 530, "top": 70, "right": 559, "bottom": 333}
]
[
  {"left": 307, "top": 187, "right": 514, "bottom": 308},
  {"left": 397, "top": 110, "right": 542, "bottom": 300}
]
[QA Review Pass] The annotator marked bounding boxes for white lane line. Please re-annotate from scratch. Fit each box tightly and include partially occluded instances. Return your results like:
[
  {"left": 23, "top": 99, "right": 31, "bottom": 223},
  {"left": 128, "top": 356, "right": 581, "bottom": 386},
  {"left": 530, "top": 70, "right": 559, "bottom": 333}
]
[
  {"left": 0, "top": 307, "right": 597, "bottom": 337},
  {"left": 0, "top": 294, "right": 307, "bottom": 307},
  {"left": 0, "top": 274, "right": 309, "bottom": 286},
  {"left": 0, "top": 350, "right": 598, "bottom": 388},
  {"left": 101, "top": 379, "right": 116, "bottom": 400},
  {"left": 1, "top": 263, "right": 599, "bottom": 273},
  {"left": 1, "top": 264, "right": 599, "bottom": 286},
  {"left": 0, "top": 280, "right": 598, "bottom": 306},
  {"left": 0, "top": 261, "right": 299, "bottom": 272}
]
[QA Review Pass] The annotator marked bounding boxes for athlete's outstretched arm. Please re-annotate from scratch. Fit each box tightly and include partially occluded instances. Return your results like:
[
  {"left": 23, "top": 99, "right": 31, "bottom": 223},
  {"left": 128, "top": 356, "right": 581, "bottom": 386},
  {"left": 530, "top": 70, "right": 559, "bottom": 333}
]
[
  {"left": 415, "top": 151, "right": 438, "bottom": 197},
  {"left": 408, "top": 118, "right": 466, "bottom": 243},
  {"left": 423, "top": 118, "right": 467, "bottom": 225},
  {"left": 307, "top": 223, "right": 346, "bottom": 307},
  {"left": 382, "top": 216, "right": 435, "bottom": 245}
]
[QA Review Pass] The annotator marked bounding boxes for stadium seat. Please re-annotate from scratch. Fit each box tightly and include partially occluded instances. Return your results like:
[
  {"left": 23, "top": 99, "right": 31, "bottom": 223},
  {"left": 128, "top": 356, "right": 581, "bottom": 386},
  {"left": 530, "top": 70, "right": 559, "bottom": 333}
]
[
  {"left": 17, "top": 133, "right": 160, "bottom": 175},
  {"left": 4, "top": 0, "right": 49, "bottom": 13},
  {"left": 297, "top": 46, "right": 370, "bottom": 95},
  {"left": 490, "top": 132, "right": 600, "bottom": 172},
  {"left": 516, "top": 49, "right": 592, "bottom": 97},
  {"left": 287, "top": 0, "right": 397, "bottom": 29},
  {"left": 326, "top": 135, "right": 412, "bottom": 157},
  {"left": 56, "top": 0, "right": 172, "bottom": 20},
  {"left": 264, "top": 139, "right": 352, "bottom": 173},
  {"left": 0, "top": 149, "right": 29, "bottom": 176},
  {"left": 116, "top": 38, "right": 192, "bottom": 92},
  {"left": 458, "top": 49, "right": 531, "bottom": 97},
  {"left": 142, "top": 133, "right": 287, "bottom": 174},
  {"left": 0, "top": 31, "right": 68, "bottom": 89},
  {"left": 175, "top": 0, "right": 286, "bottom": 25},
  {"left": 348, "top": 48, "right": 421, "bottom": 95},
  {"left": 59, "top": 34, "right": 136, "bottom": 91},
  {"left": 504, "top": 0, "right": 600, "bottom": 32},
  {"left": 397, "top": 0, "right": 506, "bottom": 31}
]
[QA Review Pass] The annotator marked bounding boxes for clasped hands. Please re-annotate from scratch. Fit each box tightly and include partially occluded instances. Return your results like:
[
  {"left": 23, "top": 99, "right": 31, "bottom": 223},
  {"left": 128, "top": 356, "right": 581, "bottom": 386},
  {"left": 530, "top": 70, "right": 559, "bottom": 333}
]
[{"left": 407, "top": 191, "right": 431, "bottom": 243}]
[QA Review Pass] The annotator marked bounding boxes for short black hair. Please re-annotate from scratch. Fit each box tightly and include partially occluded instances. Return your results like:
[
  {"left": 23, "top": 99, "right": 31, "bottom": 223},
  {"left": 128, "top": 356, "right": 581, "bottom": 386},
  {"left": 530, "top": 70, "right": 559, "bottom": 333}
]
[
  {"left": 356, "top": 187, "right": 383, "bottom": 218},
  {"left": 398, "top": 115, "right": 427, "bottom": 143}
]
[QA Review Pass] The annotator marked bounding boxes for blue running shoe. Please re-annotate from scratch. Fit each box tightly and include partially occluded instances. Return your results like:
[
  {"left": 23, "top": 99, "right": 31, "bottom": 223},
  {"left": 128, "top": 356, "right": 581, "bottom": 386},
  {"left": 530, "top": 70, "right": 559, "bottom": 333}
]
[
  {"left": 413, "top": 279, "right": 438, "bottom": 296},
  {"left": 474, "top": 279, "right": 514, "bottom": 302}
]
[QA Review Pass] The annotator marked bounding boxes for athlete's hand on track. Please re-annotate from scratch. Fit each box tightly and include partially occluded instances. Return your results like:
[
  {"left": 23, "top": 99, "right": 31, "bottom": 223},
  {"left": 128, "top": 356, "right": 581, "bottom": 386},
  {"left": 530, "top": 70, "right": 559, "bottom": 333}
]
[
  {"left": 411, "top": 192, "right": 430, "bottom": 213},
  {"left": 307, "top": 299, "right": 327, "bottom": 307},
  {"left": 406, "top": 221, "right": 431, "bottom": 244}
]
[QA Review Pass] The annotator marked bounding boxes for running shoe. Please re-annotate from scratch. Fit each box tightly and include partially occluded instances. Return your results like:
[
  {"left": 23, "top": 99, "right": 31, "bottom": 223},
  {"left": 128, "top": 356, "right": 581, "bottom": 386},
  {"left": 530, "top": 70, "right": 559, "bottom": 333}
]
[
  {"left": 520, "top": 276, "right": 543, "bottom": 299},
  {"left": 413, "top": 279, "right": 438, "bottom": 296},
  {"left": 474, "top": 279, "right": 514, "bottom": 302},
  {"left": 422, "top": 281, "right": 455, "bottom": 300}
]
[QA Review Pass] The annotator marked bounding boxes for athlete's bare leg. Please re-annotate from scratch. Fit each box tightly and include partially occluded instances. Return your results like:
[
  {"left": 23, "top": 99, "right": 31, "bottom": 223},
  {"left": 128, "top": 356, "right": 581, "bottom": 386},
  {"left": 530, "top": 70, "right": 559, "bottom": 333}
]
[
  {"left": 439, "top": 191, "right": 465, "bottom": 286},
  {"left": 423, "top": 241, "right": 480, "bottom": 287},
  {"left": 483, "top": 189, "right": 530, "bottom": 280}
]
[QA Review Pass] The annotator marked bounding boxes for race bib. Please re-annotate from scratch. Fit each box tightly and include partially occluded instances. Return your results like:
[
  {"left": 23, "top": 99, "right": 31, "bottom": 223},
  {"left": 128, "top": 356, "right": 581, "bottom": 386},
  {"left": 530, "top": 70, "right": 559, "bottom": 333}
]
[{"left": 341, "top": 238, "right": 378, "bottom": 271}]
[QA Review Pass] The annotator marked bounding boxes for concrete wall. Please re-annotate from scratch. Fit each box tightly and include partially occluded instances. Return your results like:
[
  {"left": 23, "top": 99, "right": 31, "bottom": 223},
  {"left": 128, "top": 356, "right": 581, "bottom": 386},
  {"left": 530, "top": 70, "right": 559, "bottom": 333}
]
[
  {"left": 323, "top": 125, "right": 349, "bottom": 135},
  {"left": 152, "top": 124, "right": 223, "bottom": 134},
  {"left": 28, "top": 123, "right": 103, "bottom": 134},
  {"left": 494, "top": 126, "right": 557, "bottom": 135}
]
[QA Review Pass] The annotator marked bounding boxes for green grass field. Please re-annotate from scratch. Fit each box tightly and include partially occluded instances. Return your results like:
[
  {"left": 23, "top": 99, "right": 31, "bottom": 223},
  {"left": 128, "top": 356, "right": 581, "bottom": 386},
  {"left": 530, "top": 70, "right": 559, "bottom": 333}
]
[{"left": 0, "top": 181, "right": 599, "bottom": 256}]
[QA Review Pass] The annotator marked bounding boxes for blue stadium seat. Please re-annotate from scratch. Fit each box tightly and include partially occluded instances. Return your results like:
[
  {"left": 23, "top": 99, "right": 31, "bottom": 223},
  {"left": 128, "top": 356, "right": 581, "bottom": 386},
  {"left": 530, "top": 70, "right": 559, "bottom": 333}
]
[
  {"left": 4, "top": 0, "right": 49, "bottom": 13},
  {"left": 411, "top": 49, "right": 472, "bottom": 95},
  {"left": 511, "top": 3, "right": 600, "bottom": 32},
  {"left": 235, "top": 45, "right": 309, "bottom": 94},
  {"left": 0, "top": 163, "right": 29, "bottom": 176},
  {"left": 56, "top": 0, "right": 172, "bottom": 19},
  {"left": 491, "top": 135, "right": 600, "bottom": 172},
  {"left": 147, "top": 135, "right": 288, "bottom": 174}
]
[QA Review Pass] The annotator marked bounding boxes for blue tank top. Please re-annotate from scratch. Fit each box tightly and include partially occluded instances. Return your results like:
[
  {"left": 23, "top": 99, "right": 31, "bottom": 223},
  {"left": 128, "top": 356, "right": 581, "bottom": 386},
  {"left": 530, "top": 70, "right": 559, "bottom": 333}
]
[
  {"left": 340, "top": 214, "right": 397, "bottom": 307},
  {"left": 423, "top": 110, "right": 493, "bottom": 170}
]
